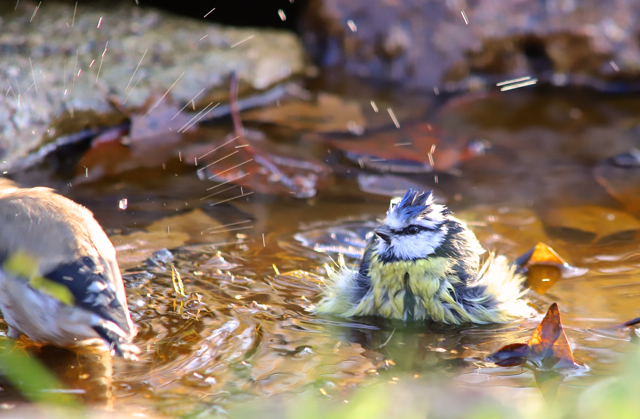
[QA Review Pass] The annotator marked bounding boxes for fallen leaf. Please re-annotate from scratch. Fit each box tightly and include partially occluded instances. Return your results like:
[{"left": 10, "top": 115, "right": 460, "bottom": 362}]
[
  {"left": 515, "top": 243, "right": 585, "bottom": 294},
  {"left": 73, "top": 94, "right": 195, "bottom": 183},
  {"left": 540, "top": 205, "right": 640, "bottom": 244},
  {"left": 188, "top": 75, "right": 332, "bottom": 199},
  {"left": 488, "top": 303, "right": 578, "bottom": 370},
  {"left": 242, "top": 92, "right": 366, "bottom": 134},
  {"left": 528, "top": 303, "right": 577, "bottom": 369},
  {"left": 488, "top": 342, "right": 530, "bottom": 367},
  {"left": 189, "top": 131, "right": 331, "bottom": 199}
]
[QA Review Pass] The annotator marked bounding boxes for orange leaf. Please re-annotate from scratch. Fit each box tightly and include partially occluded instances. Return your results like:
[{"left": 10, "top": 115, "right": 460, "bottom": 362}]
[
  {"left": 528, "top": 303, "right": 576, "bottom": 369},
  {"left": 515, "top": 243, "right": 570, "bottom": 294},
  {"left": 488, "top": 303, "right": 577, "bottom": 370}
]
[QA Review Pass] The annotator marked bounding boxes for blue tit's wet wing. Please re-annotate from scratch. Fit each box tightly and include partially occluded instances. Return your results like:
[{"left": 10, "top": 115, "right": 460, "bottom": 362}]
[
  {"left": 353, "top": 240, "right": 375, "bottom": 302},
  {"left": 44, "top": 257, "right": 129, "bottom": 332}
]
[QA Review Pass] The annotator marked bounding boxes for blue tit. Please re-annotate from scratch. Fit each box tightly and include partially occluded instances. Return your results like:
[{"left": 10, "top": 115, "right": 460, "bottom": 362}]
[
  {"left": 315, "top": 188, "right": 530, "bottom": 324},
  {"left": 0, "top": 179, "right": 139, "bottom": 359}
]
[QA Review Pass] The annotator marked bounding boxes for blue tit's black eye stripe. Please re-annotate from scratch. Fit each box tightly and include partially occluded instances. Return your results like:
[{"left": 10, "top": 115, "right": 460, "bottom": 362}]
[{"left": 393, "top": 225, "right": 436, "bottom": 236}]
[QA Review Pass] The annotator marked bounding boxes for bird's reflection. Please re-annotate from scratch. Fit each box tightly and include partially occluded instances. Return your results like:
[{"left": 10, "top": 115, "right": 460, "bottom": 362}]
[{"left": 0, "top": 341, "right": 113, "bottom": 407}]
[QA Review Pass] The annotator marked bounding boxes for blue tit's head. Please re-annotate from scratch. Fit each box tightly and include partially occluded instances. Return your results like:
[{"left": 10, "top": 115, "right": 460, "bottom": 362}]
[{"left": 374, "top": 188, "right": 452, "bottom": 261}]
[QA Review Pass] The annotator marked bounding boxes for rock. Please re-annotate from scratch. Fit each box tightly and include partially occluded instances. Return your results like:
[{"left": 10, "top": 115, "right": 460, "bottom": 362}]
[
  {"left": 301, "top": 0, "right": 640, "bottom": 91},
  {"left": 0, "top": 1, "right": 305, "bottom": 172}
]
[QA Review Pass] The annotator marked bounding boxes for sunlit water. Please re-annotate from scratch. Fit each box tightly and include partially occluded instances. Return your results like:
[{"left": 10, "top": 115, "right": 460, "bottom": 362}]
[{"left": 5, "top": 85, "right": 640, "bottom": 416}]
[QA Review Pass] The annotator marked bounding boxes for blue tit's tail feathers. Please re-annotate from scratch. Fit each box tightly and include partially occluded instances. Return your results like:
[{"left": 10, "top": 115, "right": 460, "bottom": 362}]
[
  {"left": 315, "top": 257, "right": 369, "bottom": 317},
  {"left": 459, "top": 253, "right": 532, "bottom": 323}
]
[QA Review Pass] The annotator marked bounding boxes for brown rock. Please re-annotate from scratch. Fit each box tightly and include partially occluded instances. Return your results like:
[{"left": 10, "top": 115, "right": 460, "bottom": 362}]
[{"left": 302, "top": 0, "right": 640, "bottom": 90}]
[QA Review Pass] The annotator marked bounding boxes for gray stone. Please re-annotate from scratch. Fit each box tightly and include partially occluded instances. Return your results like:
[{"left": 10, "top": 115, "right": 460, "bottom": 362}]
[{"left": 0, "top": 1, "right": 305, "bottom": 171}]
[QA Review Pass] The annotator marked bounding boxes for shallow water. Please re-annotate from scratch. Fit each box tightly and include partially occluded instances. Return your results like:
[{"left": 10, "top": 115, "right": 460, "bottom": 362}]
[{"left": 6, "top": 82, "right": 640, "bottom": 416}]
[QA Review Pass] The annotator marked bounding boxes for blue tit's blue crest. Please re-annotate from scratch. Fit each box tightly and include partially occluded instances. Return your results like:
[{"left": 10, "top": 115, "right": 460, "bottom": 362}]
[{"left": 385, "top": 187, "right": 449, "bottom": 230}]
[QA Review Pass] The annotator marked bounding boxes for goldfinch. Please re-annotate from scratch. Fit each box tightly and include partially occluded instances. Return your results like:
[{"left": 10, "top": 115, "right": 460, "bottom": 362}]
[
  {"left": 315, "top": 188, "right": 530, "bottom": 324},
  {"left": 0, "top": 179, "right": 138, "bottom": 359}
]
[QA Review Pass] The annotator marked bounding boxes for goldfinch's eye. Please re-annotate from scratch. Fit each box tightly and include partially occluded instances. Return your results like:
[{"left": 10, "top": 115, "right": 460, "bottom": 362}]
[{"left": 408, "top": 226, "right": 419, "bottom": 234}]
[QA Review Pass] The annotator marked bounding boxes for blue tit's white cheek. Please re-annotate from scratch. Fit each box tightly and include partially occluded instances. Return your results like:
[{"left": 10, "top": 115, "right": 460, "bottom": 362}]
[
  {"left": 389, "top": 227, "right": 448, "bottom": 260},
  {"left": 376, "top": 237, "right": 389, "bottom": 255}
]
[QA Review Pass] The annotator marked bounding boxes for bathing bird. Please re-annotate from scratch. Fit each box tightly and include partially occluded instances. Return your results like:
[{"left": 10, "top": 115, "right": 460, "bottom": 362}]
[
  {"left": 316, "top": 188, "right": 530, "bottom": 324},
  {"left": 0, "top": 179, "right": 139, "bottom": 359}
]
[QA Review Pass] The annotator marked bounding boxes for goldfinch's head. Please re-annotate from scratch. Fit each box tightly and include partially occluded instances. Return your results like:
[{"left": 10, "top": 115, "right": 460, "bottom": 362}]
[{"left": 374, "top": 188, "right": 452, "bottom": 261}]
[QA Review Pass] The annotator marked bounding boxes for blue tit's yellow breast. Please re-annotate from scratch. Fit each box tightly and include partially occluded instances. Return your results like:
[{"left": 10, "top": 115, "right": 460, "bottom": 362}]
[{"left": 361, "top": 252, "right": 461, "bottom": 321}]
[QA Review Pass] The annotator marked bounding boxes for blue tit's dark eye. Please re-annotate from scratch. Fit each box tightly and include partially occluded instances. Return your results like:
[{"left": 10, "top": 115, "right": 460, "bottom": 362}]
[{"left": 408, "top": 226, "right": 419, "bottom": 235}]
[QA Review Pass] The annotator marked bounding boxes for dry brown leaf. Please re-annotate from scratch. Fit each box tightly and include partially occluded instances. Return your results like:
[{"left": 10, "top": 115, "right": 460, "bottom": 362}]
[
  {"left": 488, "top": 303, "right": 577, "bottom": 370},
  {"left": 527, "top": 303, "right": 576, "bottom": 369},
  {"left": 515, "top": 242, "right": 573, "bottom": 294},
  {"left": 242, "top": 93, "right": 366, "bottom": 134}
]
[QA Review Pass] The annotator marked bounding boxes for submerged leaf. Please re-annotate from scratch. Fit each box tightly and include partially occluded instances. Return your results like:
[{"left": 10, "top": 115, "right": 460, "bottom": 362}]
[
  {"left": 541, "top": 205, "right": 640, "bottom": 244},
  {"left": 242, "top": 92, "right": 366, "bottom": 134},
  {"left": 111, "top": 209, "right": 224, "bottom": 269},
  {"left": 594, "top": 149, "right": 640, "bottom": 212},
  {"left": 330, "top": 124, "right": 482, "bottom": 174},
  {"left": 193, "top": 132, "right": 331, "bottom": 199},
  {"left": 357, "top": 173, "right": 422, "bottom": 197}
]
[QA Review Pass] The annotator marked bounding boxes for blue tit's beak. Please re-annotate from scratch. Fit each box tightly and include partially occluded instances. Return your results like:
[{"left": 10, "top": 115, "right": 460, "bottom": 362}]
[{"left": 374, "top": 226, "right": 392, "bottom": 243}]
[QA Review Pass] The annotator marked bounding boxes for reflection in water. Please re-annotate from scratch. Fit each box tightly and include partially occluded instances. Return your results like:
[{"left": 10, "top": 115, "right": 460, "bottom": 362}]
[
  {"left": 0, "top": 343, "right": 112, "bottom": 407},
  {"left": 7, "top": 88, "right": 640, "bottom": 416},
  {"left": 98, "top": 215, "right": 633, "bottom": 416}
]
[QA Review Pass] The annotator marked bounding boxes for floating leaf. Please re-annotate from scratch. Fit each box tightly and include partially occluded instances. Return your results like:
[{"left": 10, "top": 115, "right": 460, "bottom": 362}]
[
  {"left": 488, "top": 303, "right": 578, "bottom": 370},
  {"left": 515, "top": 242, "right": 575, "bottom": 294},
  {"left": 242, "top": 92, "right": 366, "bottom": 134},
  {"left": 488, "top": 342, "right": 530, "bottom": 367},
  {"left": 528, "top": 303, "right": 577, "bottom": 369}
]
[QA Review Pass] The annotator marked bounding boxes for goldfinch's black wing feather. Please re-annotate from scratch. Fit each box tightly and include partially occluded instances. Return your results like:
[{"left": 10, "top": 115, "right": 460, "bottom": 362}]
[{"left": 44, "top": 257, "right": 130, "bottom": 333}]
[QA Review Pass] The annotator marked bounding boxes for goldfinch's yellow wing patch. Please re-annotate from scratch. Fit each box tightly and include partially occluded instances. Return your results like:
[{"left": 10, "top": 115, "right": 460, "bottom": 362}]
[{"left": 3, "top": 251, "right": 75, "bottom": 306}]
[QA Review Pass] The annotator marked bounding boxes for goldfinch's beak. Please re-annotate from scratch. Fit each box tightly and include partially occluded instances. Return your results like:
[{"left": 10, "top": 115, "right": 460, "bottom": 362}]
[{"left": 374, "top": 226, "right": 392, "bottom": 243}]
